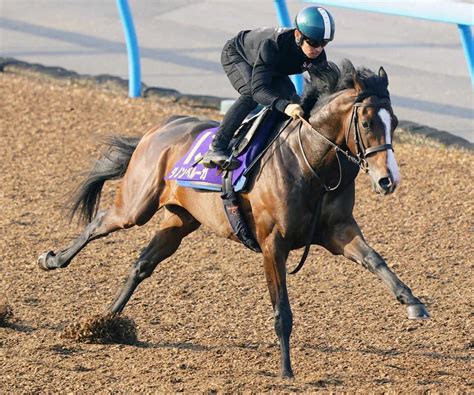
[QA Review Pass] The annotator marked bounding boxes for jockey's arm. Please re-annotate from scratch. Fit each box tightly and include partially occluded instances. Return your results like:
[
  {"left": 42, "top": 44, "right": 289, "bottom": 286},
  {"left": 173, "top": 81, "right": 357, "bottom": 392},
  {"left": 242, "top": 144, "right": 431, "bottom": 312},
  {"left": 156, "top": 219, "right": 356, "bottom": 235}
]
[{"left": 250, "top": 40, "right": 293, "bottom": 113}]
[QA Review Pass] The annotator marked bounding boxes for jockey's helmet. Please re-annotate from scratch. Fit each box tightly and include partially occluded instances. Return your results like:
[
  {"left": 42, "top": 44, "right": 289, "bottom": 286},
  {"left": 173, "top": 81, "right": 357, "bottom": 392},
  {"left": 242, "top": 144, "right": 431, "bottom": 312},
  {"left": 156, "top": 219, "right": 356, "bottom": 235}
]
[{"left": 295, "top": 6, "right": 335, "bottom": 46}]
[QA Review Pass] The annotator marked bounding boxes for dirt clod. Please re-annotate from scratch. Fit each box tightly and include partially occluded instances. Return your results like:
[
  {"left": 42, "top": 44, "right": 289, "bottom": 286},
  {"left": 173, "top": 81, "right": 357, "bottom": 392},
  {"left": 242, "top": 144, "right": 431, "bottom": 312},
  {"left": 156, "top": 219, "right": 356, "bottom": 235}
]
[
  {"left": 62, "top": 313, "right": 137, "bottom": 344},
  {"left": 0, "top": 302, "right": 14, "bottom": 326}
]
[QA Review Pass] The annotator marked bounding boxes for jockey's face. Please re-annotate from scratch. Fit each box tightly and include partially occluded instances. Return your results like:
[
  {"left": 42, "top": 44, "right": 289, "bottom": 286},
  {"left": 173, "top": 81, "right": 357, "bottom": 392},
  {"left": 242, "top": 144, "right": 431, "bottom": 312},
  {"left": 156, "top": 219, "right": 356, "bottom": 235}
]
[{"left": 294, "top": 30, "right": 325, "bottom": 59}]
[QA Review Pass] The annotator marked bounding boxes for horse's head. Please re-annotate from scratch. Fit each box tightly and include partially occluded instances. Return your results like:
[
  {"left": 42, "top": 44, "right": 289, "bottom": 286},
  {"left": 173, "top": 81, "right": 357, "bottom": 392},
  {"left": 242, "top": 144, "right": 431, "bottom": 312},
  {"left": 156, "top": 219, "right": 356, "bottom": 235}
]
[
  {"left": 348, "top": 67, "right": 400, "bottom": 195},
  {"left": 301, "top": 60, "right": 401, "bottom": 195}
]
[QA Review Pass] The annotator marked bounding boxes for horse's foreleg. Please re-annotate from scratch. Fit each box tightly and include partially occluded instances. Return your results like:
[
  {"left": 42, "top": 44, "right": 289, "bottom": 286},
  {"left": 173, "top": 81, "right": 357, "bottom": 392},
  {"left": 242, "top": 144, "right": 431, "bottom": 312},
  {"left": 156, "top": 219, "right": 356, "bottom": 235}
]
[
  {"left": 262, "top": 230, "right": 293, "bottom": 378},
  {"left": 38, "top": 209, "right": 124, "bottom": 270},
  {"left": 107, "top": 207, "right": 200, "bottom": 314},
  {"left": 325, "top": 219, "right": 429, "bottom": 319}
]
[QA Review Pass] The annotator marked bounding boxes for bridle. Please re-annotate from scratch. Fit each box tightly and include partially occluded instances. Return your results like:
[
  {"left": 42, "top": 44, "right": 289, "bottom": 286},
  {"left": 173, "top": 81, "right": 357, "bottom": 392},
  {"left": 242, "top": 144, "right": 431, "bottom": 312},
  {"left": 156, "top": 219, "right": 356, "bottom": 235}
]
[
  {"left": 296, "top": 95, "right": 393, "bottom": 191},
  {"left": 348, "top": 97, "right": 393, "bottom": 169}
]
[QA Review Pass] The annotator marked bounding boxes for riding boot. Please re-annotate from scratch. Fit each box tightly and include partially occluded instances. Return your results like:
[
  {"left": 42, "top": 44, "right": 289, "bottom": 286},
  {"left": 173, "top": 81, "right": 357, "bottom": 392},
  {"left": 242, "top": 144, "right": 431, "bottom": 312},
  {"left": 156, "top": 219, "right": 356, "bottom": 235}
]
[
  {"left": 201, "top": 128, "right": 241, "bottom": 170},
  {"left": 201, "top": 93, "right": 257, "bottom": 170}
]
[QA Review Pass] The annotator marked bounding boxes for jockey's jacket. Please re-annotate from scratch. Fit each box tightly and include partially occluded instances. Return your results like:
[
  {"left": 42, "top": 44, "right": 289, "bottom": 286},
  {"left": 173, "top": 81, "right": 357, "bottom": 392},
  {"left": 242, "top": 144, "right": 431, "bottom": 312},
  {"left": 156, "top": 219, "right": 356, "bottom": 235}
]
[{"left": 231, "top": 27, "right": 327, "bottom": 112}]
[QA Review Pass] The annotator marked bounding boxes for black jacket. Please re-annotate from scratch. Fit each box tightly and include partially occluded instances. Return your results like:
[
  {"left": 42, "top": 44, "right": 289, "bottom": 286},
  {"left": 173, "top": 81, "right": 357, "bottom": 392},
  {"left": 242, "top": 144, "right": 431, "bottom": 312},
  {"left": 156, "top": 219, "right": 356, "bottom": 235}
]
[{"left": 232, "top": 27, "right": 327, "bottom": 112}]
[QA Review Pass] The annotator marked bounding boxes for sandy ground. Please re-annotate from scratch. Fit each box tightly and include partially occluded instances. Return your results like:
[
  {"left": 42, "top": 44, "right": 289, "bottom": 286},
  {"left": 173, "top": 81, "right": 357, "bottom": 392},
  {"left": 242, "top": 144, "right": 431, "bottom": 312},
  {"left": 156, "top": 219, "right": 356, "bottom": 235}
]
[{"left": 0, "top": 73, "right": 472, "bottom": 393}]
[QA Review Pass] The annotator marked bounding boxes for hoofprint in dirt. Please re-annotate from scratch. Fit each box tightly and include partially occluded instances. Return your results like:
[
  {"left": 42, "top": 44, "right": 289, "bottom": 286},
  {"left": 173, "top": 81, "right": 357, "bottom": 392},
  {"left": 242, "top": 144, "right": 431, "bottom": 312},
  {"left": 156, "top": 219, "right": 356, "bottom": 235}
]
[{"left": 0, "top": 73, "right": 472, "bottom": 392}]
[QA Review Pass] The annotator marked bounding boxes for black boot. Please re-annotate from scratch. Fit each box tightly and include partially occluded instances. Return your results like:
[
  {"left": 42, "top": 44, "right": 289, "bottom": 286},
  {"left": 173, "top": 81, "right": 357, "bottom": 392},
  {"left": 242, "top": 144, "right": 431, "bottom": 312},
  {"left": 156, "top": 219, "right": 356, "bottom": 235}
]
[
  {"left": 201, "top": 93, "right": 257, "bottom": 170},
  {"left": 201, "top": 131, "right": 241, "bottom": 170}
]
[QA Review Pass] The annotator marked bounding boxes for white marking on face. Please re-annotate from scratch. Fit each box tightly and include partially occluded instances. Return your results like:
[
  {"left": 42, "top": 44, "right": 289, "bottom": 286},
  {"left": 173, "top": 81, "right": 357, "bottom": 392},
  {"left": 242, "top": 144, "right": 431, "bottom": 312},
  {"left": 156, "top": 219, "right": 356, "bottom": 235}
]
[{"left": 378, "top": 109, "right": 401, "bottom": 184}]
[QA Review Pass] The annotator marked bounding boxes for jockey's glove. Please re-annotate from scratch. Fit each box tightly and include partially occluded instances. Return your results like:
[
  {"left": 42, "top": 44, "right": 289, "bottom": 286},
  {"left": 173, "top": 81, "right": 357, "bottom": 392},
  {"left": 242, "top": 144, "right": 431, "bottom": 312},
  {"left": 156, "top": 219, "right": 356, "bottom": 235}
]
[{"left": 284, "top": 103, "right": 304, "bottom": 119}]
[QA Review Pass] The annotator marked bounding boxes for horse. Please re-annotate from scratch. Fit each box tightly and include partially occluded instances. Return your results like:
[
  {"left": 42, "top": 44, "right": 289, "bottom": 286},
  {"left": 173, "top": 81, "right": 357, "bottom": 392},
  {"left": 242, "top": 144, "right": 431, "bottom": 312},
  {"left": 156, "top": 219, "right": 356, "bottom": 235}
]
[{"left": 38, "top": 60, "right": 430, "bottom": 378}]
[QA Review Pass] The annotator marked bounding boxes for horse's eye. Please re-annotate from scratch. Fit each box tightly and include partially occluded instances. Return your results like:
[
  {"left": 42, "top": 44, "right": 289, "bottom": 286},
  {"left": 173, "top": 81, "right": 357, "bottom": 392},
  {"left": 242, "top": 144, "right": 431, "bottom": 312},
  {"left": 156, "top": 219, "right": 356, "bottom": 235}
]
[{"left": 361, "top": 120, "right": 370, "bottom": 129}]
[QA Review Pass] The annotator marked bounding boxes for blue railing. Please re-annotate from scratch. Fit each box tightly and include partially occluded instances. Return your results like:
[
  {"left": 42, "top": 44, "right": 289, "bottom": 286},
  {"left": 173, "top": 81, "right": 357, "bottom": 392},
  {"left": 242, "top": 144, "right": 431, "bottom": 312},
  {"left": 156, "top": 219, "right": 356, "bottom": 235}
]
[
  {"left": 118, "top": 0, "right": 301, "bottom": 98},
  {"left": 273, "top": 0, "right": 473, "bottom": 89},
  {"left": 116, "top": 0, "right": 141, "bottom": 97},
  {"left": 119, "top": 0, "right": 473, "bottom": 97}
]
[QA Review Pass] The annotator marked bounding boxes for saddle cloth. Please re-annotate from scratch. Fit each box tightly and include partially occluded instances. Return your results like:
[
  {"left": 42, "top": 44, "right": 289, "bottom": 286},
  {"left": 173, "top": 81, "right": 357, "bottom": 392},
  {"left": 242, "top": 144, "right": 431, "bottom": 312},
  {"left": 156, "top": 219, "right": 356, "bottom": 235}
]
[{"left": 165, "top": 108, "right": 281, "bottom": 192}]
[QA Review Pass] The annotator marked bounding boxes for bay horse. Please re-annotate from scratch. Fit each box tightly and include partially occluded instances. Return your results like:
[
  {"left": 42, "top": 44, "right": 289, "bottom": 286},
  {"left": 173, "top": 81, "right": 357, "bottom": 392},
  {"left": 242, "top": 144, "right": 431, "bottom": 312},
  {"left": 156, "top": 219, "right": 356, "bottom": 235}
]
[{"left": 38, "top": 60, "right": 429, "bottom": 378}]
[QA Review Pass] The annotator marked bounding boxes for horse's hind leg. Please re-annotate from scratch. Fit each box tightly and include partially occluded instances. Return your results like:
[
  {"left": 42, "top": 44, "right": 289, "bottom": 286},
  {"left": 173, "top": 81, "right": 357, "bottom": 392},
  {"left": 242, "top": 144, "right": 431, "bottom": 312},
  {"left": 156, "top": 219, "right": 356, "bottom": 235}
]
[
  {"left": 324, "top": 218, "right": 430, "bottom": 320},
  {"left": 108, "top": 206, "right": 200, "bottom": 314},
  {"left": 38, "top": 208, "right": 126, "bottom": 270}
]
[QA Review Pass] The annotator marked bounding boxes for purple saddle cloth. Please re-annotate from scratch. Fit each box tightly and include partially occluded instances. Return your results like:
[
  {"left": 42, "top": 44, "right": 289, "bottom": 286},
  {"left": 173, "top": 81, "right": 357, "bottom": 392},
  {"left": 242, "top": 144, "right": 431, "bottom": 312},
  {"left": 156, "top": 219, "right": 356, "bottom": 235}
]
[{"left": 165, "top": 111, "right": 278, "bottom": 192}]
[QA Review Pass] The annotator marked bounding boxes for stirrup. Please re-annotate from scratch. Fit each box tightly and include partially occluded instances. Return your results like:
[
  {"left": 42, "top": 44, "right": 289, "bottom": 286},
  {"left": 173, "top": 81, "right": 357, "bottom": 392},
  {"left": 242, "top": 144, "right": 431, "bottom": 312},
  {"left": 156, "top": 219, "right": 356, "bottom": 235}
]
[
  {"left": 221, "top": 153, "right": 241, "bottom": 171},
  {"left": 200, "top": 151, "right": 241, "bottom": 170},
  {"left": 200, "top": 152, "right": 220, "bottom": 169}
]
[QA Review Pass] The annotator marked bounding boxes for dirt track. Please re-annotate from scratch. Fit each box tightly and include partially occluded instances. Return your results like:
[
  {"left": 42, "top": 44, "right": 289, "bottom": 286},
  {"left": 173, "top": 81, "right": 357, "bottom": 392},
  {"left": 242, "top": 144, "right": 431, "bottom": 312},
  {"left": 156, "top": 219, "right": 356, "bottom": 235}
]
[{"left": 1, "top": 73, "right": 472, "bottom": 393}]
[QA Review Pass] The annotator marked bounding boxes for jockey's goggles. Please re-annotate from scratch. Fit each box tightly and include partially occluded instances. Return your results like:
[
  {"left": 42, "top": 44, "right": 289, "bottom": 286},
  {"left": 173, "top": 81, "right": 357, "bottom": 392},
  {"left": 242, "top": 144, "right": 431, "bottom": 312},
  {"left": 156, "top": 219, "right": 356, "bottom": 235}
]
[{"left": 303, "top": 37, "right": 330, "bottom": 48}]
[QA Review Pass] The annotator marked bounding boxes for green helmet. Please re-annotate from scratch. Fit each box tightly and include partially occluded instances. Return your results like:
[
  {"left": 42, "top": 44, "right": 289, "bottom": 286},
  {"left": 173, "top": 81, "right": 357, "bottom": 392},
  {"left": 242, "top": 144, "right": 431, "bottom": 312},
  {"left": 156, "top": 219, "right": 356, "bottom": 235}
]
[{"left": 295, "top": 6, "right": 335, "bottom": 45}]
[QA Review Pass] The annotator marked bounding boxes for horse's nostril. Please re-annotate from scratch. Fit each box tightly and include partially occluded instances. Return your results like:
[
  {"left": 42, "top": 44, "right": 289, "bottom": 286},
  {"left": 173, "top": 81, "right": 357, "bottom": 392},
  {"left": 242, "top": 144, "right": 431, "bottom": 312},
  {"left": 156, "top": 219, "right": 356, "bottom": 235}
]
[{"left": 379, "top": 177, "right": 392, "bottom": 190}]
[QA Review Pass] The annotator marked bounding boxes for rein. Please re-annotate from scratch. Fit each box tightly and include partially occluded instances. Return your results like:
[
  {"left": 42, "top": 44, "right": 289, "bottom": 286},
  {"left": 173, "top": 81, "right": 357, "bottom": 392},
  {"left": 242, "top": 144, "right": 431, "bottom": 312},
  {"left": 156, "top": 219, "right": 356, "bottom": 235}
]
[
  {"left": 297, "top": 116, "right": 351, "bottom": 192},
  {"left": 289, "top": 99, "right": 392, "bottom": 275}
]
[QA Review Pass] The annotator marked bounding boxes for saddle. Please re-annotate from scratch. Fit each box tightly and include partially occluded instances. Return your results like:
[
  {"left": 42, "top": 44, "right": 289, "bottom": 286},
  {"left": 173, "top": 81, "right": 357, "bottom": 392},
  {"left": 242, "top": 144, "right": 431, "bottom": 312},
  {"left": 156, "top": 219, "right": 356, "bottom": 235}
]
[
  {"left": 231, "top": 107, "right": 272, "bottom": 157},
  {"left": 165, "top": 107, "right": 288, "bottom": 193}
]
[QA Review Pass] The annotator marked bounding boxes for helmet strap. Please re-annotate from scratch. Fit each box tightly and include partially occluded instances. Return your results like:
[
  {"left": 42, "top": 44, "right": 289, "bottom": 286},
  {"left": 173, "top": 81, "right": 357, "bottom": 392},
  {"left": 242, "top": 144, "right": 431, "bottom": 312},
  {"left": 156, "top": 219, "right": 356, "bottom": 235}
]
[
  {"left": 295, "top": 31, "right": 304, "bottom": 47},
  {"left": 294, "top": 17, "right": 304, "bottom": 47},
  {"left": 296, "top": 33, "right": 304, "bottom": 47}
]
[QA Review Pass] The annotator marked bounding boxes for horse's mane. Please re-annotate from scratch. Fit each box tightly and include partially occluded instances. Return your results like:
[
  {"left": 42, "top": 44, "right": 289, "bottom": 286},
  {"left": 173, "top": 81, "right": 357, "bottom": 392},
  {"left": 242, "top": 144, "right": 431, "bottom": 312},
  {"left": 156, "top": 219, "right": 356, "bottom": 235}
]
[{"left": 300, "top": 59, "right": 390, "bottom": 115}]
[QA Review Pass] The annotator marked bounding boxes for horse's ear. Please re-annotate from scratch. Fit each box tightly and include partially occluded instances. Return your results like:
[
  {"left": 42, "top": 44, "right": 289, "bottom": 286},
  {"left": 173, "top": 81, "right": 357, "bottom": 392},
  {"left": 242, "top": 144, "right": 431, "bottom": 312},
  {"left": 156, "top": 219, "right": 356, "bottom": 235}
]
[
  {"left": 378, "top": 66, "right": 389, "bottom": 86},
  {"left": 352, "top": 71, "right": 365, "bottom": 94}
]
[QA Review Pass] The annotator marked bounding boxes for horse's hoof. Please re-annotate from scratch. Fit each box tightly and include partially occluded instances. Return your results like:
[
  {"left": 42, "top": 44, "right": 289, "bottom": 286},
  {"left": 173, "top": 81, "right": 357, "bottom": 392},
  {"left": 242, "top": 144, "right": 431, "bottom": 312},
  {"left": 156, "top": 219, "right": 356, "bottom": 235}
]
[
  {"left": 37, "top": 251, "right": 56, "bottom": 271},
  {"left": 407, "top": 304, "right": 430, "bottom": 320},
  {"left": 281, "top": 370, "right": 294, "bottom": 379}
]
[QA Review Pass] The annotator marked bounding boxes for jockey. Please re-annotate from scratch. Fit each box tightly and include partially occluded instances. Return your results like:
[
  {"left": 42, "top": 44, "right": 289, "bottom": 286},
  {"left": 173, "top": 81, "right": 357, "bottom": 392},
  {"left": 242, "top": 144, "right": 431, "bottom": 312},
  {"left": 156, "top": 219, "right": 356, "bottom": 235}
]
[{"left": 202, "top": 5, "right": 335, "bottom": 170}]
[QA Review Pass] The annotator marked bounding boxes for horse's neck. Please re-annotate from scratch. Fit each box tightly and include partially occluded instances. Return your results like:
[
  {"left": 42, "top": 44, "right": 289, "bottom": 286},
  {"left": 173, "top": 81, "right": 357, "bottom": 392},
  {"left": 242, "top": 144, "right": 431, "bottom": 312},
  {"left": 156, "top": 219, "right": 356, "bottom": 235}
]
[
  {"left": 310, "top": 92, "right": 354, "bottom": 146},
  {"left": 301, "top": 95, "right": 353, "bottom": 171},
  {"left": 258, "top": 95, "right": 355, "bottom": 193}
]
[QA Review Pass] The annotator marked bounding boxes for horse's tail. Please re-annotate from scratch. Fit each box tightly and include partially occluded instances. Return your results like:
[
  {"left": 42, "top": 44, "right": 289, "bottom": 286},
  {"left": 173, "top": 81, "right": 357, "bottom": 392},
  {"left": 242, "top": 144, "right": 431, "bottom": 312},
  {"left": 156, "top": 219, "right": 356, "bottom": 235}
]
[{"left": 69, "top": 136, "right": 140, "bottom": 224}]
